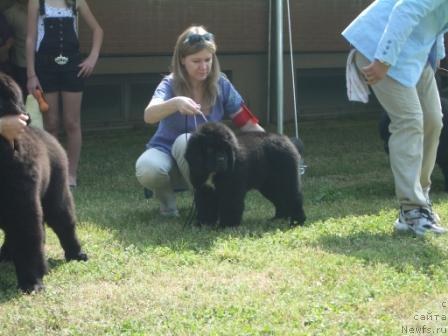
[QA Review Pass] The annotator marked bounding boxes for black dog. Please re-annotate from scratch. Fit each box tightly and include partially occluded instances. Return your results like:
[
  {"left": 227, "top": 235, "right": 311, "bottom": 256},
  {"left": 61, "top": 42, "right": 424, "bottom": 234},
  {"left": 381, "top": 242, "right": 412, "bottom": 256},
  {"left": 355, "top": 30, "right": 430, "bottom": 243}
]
[
  {"left": 379, "top": 97, "right": 448, "bottom": 191},
  {"left": 185, "top": 122, "right": 306, "bottom": 228},
  {"left": 0, "top": 73, "right": 87, "bottom": 293}
]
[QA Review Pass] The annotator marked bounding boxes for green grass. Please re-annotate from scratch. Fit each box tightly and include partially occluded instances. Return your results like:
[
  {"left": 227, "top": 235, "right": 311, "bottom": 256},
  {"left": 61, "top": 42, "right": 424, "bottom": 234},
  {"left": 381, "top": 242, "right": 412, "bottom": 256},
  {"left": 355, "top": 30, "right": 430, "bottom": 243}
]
[{"left": 1, "top": 116, "right": 448, "bottom": 335}]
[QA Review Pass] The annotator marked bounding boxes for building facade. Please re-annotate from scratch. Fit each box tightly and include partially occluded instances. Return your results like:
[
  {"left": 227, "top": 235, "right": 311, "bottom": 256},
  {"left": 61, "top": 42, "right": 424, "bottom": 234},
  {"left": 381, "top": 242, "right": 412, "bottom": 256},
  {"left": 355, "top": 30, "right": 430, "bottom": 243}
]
[
  {"left": 73, "top": 0, "right": 384, "bottom": 129},
  {"left": 16, "top": 1, "right": 448, "bottom": 128}
]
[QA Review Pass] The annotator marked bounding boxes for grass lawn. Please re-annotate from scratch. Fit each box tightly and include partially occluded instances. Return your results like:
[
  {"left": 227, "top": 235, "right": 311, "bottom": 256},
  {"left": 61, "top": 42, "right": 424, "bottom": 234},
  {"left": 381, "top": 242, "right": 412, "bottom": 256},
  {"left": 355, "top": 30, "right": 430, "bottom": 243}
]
[{"left": 1, "top": 115, "right": 448, "bottom": 335}]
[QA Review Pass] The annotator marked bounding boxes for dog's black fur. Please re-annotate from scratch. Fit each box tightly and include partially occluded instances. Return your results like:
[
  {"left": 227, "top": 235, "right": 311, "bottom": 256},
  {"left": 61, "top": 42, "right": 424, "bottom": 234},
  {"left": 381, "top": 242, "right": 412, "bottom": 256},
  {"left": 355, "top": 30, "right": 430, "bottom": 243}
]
[
  {"left": 379, "top": 97, "right": 448, "bottom": 191},
  {"left": 0, "top": 73, "right": 87, "bottom": 293},
  {"left": 185, "top": 122, "right": 306, "bottom": 228}
]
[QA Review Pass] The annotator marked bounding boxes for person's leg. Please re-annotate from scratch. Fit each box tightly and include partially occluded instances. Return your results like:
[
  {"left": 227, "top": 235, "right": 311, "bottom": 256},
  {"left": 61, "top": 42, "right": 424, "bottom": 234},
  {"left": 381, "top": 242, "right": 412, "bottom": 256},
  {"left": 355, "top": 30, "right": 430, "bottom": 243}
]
[
  {"left": 355, "top": 52, "right": 445, "bottom": 235},
  {"left": 42, "top": 92, "right": 60, "bottom": 137},
  {"left": 416, "top": 65, "right": 443, "bottom": 200},
  {"left": 136, "top": 148, "right": 179, "bottom": 216},
  {"left": 61, "top": 91, "right": 82, "bottom": 187},
  {"left": 355, "top": 52, "right": 427, "bottom": 209},
  {"left": 171, "top": 133, "right": 192, "bottom": 190}
]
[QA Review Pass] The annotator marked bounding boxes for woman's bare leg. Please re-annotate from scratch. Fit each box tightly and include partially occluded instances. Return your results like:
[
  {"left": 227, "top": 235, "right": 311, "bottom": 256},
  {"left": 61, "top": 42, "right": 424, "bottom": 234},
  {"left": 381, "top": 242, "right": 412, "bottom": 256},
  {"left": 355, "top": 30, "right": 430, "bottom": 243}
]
[
  {"left": 42, "top": 92, "right": 60, "bottom": 137},
  {"left": 61, "top": 91, "right": 83, "bottom": 186}
]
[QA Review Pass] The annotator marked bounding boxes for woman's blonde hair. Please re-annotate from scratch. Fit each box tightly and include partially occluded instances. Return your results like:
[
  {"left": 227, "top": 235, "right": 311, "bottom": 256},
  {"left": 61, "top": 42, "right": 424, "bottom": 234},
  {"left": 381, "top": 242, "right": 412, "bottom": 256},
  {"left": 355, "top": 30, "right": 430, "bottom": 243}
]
[{"left": 171, "top": 26, "right": 221, "bottom": 110}]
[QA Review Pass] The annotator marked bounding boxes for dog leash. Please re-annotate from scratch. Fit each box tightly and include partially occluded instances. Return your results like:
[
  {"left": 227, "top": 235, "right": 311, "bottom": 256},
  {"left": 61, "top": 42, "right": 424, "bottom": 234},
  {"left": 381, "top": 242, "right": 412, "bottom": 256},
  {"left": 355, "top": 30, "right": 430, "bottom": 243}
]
[
  {"left": 184, "top": 200, "right": 197, "bottom": 228},
  {"left": 183, "top": 111, "right": 208, "bottom": 227},
  {"left": 184, "top": 111, "right": 208, "bottom": 142}
]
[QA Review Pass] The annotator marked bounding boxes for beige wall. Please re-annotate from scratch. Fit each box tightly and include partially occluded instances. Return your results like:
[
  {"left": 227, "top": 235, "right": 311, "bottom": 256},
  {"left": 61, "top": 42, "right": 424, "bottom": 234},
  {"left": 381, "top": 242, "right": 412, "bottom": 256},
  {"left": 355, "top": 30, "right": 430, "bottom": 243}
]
[
  {"left": 91, "top": 50, "right": 376, "bottom": 126},
  {"left": 81, "top": 0, "right": 373, "bottom": 55},
  {"left": 80, "top": 0, "right": 379, "bottom": 127},
  {"left": 94, "top": 54, "right": 269, "bottom": 122}
]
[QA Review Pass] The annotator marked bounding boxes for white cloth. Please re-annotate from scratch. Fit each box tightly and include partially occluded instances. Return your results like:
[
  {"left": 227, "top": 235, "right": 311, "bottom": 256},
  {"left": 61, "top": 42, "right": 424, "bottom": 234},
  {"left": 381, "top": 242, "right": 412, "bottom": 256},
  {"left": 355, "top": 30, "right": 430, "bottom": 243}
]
[
  {"left": 25, "top": 95, "right": 44, "bottom": 129},
  {"left": 346, "top": 49, "right": 370, "bottom": 103},
  {"left": 36, "top": 4, "right": 77, "bottom": 51}
]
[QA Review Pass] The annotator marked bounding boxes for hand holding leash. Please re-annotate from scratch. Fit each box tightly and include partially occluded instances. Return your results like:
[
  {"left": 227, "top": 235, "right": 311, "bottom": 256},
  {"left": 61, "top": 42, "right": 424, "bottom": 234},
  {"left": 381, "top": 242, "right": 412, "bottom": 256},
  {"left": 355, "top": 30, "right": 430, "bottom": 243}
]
[
  {"left": 176, "top": 97, "right": 203, "bottom": 116},
  {"left": 27, "top": 75, "right": 42, "bottom": 97},
  {"left": 33, "top": 89, "right": 49, "bottom": 113}
]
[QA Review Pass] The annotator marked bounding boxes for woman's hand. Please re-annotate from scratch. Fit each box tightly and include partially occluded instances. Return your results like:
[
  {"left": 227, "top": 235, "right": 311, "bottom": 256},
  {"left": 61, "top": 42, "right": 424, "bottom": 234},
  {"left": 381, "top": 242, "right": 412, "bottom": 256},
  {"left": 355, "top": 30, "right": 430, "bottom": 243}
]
[
  {"left": 26, "top": 75, "right": 41, "bottom": 96},
  {"left": 0, "top": 114, "right": 29, "bottom": 142},
  {"left": 362, "top": 60, "right": 389, "bottom": 85},
  {"left": 144, "top": 96, "right": 203, "bottom": 124},
  {"left": 175, "top": 97, "right": 202, "bottom": 116},
  {"left": 77, "top": 55, "right": 98, "bottom": 78}
]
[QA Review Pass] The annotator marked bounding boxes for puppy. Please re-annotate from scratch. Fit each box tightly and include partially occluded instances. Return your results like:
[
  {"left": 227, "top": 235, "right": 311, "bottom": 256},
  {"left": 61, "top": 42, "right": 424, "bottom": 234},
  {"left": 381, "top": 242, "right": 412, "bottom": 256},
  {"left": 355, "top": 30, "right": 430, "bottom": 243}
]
[
  {"left": 0, "top": 73, "right": 87, "bottom": 293},
  {"left": 185, "top": 122, "right": 306, "bottom": 228}
]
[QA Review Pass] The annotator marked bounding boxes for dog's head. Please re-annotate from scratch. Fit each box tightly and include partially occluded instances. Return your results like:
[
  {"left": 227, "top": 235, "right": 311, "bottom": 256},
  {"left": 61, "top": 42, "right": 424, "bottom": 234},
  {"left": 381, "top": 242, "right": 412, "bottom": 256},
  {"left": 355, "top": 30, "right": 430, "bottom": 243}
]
[
  {"left": 0, "top": 73, "right": 25, "bottom": 118},
  {"left": 186, "top": 122, "right": 238, "bottom": 179}
]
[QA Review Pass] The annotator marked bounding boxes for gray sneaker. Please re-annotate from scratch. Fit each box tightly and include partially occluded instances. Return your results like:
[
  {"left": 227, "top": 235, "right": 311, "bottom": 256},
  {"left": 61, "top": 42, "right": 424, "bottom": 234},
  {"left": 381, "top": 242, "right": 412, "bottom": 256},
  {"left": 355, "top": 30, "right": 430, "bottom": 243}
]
[
  {"left": 394, "top": 208, "right": 446, "bottom": 236},
  {"left": 160, "top": 208, "right": 180, "bottom": 218},
  {"left": 427, "top": 202, "right": 441, "bottom": 224}
]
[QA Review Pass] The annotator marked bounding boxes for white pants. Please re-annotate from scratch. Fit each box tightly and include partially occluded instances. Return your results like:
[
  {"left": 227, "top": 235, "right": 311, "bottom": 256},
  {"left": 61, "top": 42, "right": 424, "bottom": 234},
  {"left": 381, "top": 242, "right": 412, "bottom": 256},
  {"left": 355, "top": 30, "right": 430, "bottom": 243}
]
[
  {"left": 135, "top": 133, "right": 192, "bottom": 213},
  {"left": 355, "top": 52, "right": 442, "bottom": 210}
]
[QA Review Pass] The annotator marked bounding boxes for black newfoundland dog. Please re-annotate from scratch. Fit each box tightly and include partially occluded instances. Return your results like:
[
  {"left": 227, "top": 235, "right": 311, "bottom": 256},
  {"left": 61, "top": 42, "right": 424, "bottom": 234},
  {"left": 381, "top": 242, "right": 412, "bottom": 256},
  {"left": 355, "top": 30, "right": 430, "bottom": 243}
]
[
  {"left": 379, "top": 97, "right": 448, "bottom": 191},
  {"left": 185, "top": 122, "right": 306, "bottom": 228},
  {"left": 0, "top": 73, "right": 87, "bottom": 293}
]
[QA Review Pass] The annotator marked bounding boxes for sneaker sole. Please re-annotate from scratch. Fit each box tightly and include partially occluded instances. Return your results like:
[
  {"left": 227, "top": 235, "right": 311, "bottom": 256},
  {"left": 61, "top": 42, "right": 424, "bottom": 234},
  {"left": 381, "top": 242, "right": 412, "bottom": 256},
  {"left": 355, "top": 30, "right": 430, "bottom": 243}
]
[
  {"left": 394, "top": 219, "right": 410, "bottom": 232},
  {"left": 399, "top": 222, "right": 446, "bottom": 236}
]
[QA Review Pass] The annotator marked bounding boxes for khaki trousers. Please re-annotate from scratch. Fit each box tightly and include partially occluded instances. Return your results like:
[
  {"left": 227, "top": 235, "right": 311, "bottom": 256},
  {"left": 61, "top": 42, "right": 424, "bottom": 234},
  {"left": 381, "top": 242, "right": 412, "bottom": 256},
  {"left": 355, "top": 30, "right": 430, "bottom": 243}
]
[{"left": 355, "top": 52, "right": 443, "bottom": 210}]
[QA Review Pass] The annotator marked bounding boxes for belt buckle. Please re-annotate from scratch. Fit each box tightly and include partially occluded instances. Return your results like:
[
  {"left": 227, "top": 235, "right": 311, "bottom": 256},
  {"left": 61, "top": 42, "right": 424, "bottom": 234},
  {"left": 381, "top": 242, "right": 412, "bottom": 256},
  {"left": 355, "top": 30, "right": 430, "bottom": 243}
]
[{"left": 54, "top": 54, "right": 69, "bottom": 65}]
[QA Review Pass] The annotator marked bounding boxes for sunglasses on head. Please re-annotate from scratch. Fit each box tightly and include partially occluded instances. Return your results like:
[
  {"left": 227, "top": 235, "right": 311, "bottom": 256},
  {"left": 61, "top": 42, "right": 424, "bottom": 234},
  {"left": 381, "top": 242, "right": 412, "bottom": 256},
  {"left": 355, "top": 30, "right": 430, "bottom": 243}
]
[{"left": 184, "top": 32, "right": 214, "bottom": 45}]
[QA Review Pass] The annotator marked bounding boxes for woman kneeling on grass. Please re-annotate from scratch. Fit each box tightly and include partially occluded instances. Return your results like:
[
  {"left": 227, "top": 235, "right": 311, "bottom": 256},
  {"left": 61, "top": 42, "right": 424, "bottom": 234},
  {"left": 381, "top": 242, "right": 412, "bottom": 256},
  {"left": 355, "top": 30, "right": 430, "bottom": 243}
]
[{"left": 135, "top": 25, "right": 264, "bottom": 217}]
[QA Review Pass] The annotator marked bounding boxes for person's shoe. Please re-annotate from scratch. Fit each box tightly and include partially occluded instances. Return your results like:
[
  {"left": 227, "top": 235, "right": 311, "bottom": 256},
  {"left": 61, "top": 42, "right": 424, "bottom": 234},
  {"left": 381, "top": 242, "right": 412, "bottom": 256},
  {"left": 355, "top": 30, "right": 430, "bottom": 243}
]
[
  {"left": 68, "top": 175, "right": 77, "bottom": 188},
  {"left": 430, "top": 210, "right": 441, "bottom": 225},
  {"left": 160, "top": 208, "right": 180, "bottom": 218},
  {"left": 394, "top": 208, "right": 447, "bottom": 236},
  {"left": 427, "top": 201, "right": 441, "bottom": 224}
]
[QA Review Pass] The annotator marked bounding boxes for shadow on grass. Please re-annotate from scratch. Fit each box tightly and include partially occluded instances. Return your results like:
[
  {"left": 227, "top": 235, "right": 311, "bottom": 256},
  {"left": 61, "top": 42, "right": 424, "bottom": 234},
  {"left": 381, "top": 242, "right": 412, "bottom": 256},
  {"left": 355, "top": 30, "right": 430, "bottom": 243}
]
[
  {"left": 84, "top": 201, "right": 298, "bottom": 254},
  {"left": 315, "top": 231, "right": 448, "bottom": 276},
  {"left": 73, "top": 122, "right": 448, "bottom": 271},
  {"left": 0, "top": 258, "right": 66, "bottom": 302}
]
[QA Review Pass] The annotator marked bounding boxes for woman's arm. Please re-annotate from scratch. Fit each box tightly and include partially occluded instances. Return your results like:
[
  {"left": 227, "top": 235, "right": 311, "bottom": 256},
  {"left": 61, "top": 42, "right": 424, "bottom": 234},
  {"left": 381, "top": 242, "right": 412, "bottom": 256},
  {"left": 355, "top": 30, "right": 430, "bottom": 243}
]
[
  {"left": 25, "top": 0, "right": 40, "bottom": 94},
  {"left": 77, "top": 0, "right": 103, "bottom": 77},
  {"left": 230, "top": 106, "right": 265, "bottom": 132},
  {"left": 144, "top": 96, "right": 202, "bottom": 124},
  {"left": 374, "top": 0, "right": 446, "bottom": 67},
  {"left": 239, "top": 121, "right": 264, "bottom": 132}
]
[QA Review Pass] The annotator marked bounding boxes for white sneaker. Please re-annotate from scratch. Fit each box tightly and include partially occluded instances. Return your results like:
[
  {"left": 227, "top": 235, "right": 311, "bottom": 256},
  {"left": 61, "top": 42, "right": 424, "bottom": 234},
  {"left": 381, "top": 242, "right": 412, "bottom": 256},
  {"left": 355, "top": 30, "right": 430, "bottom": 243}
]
[
  {"left": 394, "top": 208, "right": 446, "bottom": 236},
  {"left": 160, "top": 208, "right": 180, "bottom": 218},
  {"left": 427, "top": 202, "right": 441, "bottom": 224}
]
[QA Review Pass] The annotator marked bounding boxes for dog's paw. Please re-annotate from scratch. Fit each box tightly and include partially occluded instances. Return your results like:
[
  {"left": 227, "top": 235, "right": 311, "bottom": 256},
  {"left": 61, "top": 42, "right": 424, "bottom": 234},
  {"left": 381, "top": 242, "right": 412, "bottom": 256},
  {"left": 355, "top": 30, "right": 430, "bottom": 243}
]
[
  {"left": 65, "top": 251, "right": 88, "bottom": 262},
  {"left": 19, "top": 279, "right": 44, "bottom": 294},
  {"left": 271, "top": 214, "right": 288, "bottom": 221},
  {"left": 196, "top": 220, "right": 218, "bottom": 228},
  {"left": 290, "top": 215, "right": 306, "bottom": 227},
  {"left": 218, "top": 220, "right": 241, "bottom": 228}
]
